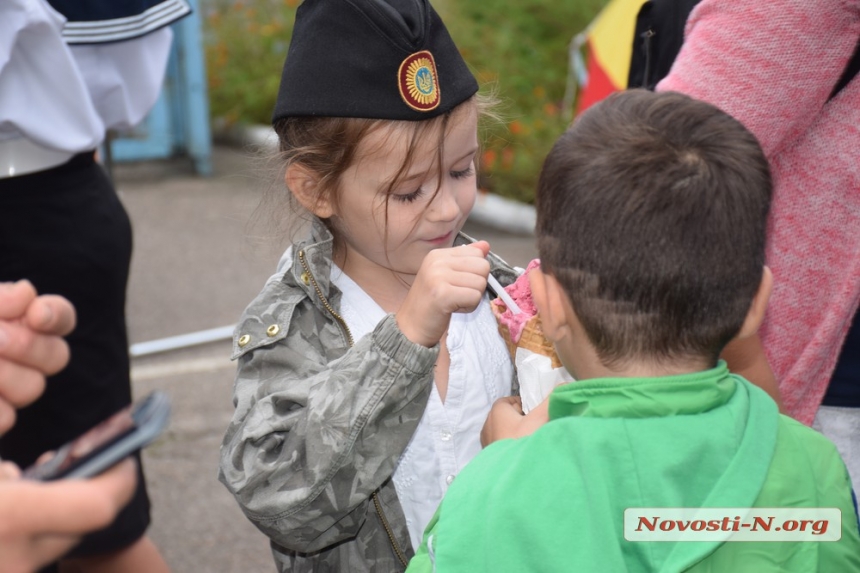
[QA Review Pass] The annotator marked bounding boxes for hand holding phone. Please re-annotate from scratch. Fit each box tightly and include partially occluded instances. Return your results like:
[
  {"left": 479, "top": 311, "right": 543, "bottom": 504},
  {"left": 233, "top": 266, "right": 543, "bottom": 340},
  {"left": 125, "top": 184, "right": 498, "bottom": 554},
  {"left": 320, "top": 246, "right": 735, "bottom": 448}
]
[
  {"left": 23, "top": 391, "right": 171, "bottom": 481},
  {"left": 0, "top": 457, "right": 137, "bottom": 572}
]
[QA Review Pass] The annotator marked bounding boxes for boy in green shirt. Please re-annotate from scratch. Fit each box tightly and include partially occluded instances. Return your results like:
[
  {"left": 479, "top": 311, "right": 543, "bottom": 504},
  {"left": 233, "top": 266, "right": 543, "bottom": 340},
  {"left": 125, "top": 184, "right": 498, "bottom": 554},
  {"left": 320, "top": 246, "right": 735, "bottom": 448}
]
[{"left": 407, "top": 90, "right": 860, "bottom": 572}]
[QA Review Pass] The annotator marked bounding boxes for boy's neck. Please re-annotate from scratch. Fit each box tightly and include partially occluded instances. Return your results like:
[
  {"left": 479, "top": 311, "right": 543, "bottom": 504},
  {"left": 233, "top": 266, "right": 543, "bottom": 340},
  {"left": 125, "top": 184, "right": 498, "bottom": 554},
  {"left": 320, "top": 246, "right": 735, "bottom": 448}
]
[{"left": 573, "top": 354, "right": 713, "bottom": 381}]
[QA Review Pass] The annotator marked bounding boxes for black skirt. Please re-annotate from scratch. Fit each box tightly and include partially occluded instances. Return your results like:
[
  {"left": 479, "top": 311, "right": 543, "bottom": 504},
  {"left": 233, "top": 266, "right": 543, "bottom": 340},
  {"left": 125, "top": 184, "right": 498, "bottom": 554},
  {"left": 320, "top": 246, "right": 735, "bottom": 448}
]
[{"left": 0, "top": 152, "right": 151, "bottom": 559}]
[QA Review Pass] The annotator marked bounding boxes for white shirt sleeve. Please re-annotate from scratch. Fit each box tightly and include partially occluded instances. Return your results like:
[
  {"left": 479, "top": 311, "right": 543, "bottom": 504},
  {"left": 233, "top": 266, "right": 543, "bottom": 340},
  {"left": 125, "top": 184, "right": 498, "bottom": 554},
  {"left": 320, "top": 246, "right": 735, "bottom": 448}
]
[
  {"left": 0, "top": 0, "right": 104, "bottom": 152},
  {"left": 0, "top": 0, "right": 174, "bottom": 152},
  {"left": 70, "top": 26, "right": 174, "bottom": 132}
]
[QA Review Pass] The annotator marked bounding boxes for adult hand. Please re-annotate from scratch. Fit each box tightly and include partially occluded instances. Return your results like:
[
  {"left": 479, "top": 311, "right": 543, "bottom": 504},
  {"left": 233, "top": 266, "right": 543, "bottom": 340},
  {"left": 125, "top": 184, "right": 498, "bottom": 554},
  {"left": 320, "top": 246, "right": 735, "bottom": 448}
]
[
  {"left": 0, "top": 280, "right": 76, "bottom": 433},
  {"left": 0, "top": 458, "right": 137, "bottom": 573}
]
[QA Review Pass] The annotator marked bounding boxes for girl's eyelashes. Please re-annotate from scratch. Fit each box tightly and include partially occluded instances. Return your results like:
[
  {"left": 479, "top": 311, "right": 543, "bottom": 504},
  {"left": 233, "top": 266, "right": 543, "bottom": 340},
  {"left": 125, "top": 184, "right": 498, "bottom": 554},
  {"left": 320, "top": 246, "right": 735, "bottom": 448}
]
[
  {"left": 392, "top": 163, "right": 475, "bottom": 203},
  {"left": 450, "top": 164, "right": 474, "bottom": 180},
  {"left": 392, "top": 188, "right": 425, "bottom": 204}
]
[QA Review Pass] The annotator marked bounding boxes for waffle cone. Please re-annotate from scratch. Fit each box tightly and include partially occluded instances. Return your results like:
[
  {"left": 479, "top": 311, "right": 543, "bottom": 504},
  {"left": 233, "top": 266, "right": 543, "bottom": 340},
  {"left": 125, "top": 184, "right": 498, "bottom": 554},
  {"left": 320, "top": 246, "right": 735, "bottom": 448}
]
[{"left": 492, "top": 305, "right": 562, "bottom": 369}]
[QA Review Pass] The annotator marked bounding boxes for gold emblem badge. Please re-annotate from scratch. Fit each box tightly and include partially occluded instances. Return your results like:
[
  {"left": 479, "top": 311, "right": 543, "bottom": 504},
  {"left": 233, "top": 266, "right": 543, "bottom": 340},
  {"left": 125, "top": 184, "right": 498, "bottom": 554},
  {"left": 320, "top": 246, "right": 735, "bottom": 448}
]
[{"left": 398, "top": 51, "right": 440, "bottom": 112}]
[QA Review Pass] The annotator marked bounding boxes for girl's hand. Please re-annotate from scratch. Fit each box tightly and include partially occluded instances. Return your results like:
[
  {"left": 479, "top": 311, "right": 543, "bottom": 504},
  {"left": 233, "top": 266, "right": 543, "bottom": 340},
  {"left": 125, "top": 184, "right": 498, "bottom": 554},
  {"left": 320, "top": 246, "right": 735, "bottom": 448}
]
[
  {"left": 481, "top": 396, "right": 550, "bottom": 447},
  {"left": 396, "top": 241, "right": 491, "bottom": 347}
]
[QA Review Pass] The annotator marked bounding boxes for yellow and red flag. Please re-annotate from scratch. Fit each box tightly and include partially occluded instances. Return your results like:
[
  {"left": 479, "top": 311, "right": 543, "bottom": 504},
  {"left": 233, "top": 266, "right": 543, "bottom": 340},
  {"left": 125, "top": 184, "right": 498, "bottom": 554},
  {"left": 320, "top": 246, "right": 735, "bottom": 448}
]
[{"left": 575, "top": 0, "right": 648, "bottom": 114}]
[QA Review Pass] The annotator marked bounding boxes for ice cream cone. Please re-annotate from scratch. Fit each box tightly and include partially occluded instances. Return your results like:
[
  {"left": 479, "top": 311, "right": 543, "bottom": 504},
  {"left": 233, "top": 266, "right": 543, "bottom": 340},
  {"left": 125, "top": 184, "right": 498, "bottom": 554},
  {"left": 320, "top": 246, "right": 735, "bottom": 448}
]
[{"left": 491, "top": 303, "right": 562, "bottom": 369}]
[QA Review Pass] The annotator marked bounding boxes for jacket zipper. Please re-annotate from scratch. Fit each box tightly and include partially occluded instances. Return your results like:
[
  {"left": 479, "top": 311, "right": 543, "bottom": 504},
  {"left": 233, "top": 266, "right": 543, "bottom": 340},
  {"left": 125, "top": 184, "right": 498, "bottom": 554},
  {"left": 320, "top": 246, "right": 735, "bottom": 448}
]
[
  {"left": 297, "top": 249, "right": 409, "bottom": 569},
  {"left": 641, "top": 28, "right": 655, "bottom": 88},
  {"left": 297, "top": 249, "right": 353, "bottom": 347},
  {"left": 373, "top": 490, "right": 410, "bottom": 568}
]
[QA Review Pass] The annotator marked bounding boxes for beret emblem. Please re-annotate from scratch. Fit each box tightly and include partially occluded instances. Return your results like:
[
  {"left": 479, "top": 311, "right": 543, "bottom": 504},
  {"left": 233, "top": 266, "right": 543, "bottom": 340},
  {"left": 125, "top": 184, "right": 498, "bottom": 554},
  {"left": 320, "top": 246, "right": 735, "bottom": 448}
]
[{"left": 398, "top": 51, "right": 440, "bottom": 112}]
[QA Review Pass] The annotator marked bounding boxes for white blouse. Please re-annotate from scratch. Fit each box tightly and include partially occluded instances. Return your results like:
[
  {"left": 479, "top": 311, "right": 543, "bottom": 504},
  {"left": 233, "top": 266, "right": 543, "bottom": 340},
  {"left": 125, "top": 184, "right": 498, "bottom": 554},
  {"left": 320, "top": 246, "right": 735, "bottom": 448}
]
[
  {"left": 331, "top": 265, "right": 513, "bottom": 550},
  {"left": 0, "top": 0, "right": 172, "bottom": 164}
]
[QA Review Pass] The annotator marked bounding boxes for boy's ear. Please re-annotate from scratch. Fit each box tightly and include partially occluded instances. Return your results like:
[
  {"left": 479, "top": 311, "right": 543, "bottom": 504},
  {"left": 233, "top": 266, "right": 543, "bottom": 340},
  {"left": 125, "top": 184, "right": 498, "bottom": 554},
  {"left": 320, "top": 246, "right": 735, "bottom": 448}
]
[
  {"left": 529, "top": 267, "right": 572, "bottom": 343},
  {"left": 736, "top": 266, "right": 773, "bottom": 339},
  {"left": 285, "top": 163, "right": 334, "bottom": 218}
]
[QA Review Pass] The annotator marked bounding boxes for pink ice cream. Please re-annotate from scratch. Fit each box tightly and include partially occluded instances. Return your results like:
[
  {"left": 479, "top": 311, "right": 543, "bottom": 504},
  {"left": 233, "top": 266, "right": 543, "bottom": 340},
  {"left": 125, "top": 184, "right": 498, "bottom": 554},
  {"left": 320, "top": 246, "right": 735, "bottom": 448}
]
[
  {"left": 492, "top": 258, "right": 568, "bottom": 411},
  {"left": 491, "top": 259, "right": 540, "bottom": 343}
]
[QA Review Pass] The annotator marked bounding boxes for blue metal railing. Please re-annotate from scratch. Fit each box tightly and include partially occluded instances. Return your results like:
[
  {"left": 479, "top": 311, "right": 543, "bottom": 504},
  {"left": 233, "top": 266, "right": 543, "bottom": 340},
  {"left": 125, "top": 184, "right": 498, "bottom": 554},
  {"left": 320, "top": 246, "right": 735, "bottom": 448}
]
[{"left": 110, "top": 0, "right": 212, "bottom": 176}]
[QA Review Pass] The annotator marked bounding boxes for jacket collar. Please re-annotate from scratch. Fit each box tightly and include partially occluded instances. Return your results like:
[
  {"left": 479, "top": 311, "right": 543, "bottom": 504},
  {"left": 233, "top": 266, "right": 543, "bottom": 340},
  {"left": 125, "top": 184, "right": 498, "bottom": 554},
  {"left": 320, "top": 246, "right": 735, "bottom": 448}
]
[{"left": 285, "top": 217, "right": 337, "bottom": 303}]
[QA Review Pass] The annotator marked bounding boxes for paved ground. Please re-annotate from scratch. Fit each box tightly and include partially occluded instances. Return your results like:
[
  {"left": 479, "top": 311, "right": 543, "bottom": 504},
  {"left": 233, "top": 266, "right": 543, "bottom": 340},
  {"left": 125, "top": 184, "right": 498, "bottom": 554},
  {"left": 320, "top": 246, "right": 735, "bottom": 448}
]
[{"left": 118, "top": 145, "right": 538, "bottom": 572}]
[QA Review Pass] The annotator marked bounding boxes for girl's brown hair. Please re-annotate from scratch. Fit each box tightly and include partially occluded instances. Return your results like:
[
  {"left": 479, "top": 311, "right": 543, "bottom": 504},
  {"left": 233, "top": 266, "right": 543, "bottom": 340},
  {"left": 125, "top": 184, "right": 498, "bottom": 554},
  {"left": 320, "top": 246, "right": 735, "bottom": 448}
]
[{"left": 261, "top": 93, "right": 497, "bottom": 249}]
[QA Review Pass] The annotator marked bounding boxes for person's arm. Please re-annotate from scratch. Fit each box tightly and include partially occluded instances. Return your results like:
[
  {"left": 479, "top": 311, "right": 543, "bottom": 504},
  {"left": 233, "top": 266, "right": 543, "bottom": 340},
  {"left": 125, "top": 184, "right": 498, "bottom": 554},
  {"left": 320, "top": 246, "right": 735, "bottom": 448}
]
[
  {"left": 0, "top": 282, "right": 135, "bottom": 572},
  {"left": 658, "top": 0, "right": 860, "bottom": 158},
  {"left": 0, "top": 281, "right": 76, "bottom": 433},
  {"left": 0, "top": 0, "right": 103, "bottom": 153},
  {"left": 219, "top": 312, "right": 437, "bottom": 553},
  {"left": 481, "top": 395, "right": 550, "bottom": 447},
  {"left": 0, "top": 458, "right": 136, "bottom": 573},
  {"left": 721, "top": 333, "right": 784, "bottom": 412}
]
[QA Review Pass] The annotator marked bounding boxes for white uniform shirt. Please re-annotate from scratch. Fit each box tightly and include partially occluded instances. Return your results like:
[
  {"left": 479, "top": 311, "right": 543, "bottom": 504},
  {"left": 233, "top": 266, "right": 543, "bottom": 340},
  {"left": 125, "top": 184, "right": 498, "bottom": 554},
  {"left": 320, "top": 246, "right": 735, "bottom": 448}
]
[
  {"left": 331, "top": 264, "right": 513, "bottom": 549},
  {"left": 0, "top": 0, "right": 172, "bottom": 173}
]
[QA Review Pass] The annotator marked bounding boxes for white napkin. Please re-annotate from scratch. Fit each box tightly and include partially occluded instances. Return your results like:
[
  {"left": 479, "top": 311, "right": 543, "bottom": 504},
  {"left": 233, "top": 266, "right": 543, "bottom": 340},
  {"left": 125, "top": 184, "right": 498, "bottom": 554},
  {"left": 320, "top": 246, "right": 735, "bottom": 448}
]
[{"left": 515, "top": 347, "right": 574, "bottom": 413}]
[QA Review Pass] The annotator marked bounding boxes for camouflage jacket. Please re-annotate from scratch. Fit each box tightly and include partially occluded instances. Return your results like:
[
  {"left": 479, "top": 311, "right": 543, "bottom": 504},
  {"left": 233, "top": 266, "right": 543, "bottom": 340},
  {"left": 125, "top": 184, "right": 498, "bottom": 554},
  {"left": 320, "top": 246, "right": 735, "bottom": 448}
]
[{"left": 219, "top": 218, "right": 519, "bottom": 572}]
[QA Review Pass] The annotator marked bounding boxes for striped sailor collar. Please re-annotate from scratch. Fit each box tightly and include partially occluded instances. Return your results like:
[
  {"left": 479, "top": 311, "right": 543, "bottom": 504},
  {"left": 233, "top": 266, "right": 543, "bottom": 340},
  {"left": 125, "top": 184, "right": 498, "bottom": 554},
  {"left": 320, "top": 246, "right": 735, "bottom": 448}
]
[{"left": 47, "top": 0, "right": 192, "bottom": 44}]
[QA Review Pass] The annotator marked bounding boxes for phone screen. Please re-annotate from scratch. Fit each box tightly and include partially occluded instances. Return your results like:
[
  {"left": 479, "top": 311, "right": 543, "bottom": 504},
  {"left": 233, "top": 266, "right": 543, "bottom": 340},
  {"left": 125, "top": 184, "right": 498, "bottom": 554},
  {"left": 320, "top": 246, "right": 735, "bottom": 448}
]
[{"left": 23, "top": 391, "right": 170, "bottom": 481}]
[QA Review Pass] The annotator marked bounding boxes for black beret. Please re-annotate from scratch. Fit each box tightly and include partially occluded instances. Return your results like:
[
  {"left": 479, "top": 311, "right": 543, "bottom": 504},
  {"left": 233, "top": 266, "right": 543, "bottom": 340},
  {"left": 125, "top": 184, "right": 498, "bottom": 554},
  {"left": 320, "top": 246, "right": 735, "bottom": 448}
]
[{"left": 272, "top": 0, "right": 479, "bottom": 123}]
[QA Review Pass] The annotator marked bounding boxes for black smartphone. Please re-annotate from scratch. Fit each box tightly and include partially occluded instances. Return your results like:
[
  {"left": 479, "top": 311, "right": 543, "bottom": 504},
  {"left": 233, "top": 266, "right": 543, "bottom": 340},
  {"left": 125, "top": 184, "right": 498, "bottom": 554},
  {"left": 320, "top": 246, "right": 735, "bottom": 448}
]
[{"left": 23, "top": 391, "right": 171, "bottom": 481}]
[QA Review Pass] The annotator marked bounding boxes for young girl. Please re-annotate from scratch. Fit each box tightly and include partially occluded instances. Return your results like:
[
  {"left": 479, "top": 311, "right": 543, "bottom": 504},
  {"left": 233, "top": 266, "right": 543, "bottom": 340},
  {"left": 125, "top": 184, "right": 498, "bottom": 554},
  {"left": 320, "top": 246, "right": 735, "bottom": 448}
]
[{"left": 218, "top": 1, "right": 519, "bottom": 570}]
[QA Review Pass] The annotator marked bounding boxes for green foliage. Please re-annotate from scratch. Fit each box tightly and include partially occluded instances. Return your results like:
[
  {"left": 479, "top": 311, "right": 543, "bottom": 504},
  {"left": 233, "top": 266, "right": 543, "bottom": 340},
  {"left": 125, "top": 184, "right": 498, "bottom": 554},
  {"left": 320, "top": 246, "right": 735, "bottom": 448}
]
[
  {"left": 204, "top": 0, "right": 299, "bottom": 125},
  {"left": 437, "top": 0, "right": 605, "bottom": 203},
  {"left": 204, "top": 0, "right": 605, "bottom": 203}
]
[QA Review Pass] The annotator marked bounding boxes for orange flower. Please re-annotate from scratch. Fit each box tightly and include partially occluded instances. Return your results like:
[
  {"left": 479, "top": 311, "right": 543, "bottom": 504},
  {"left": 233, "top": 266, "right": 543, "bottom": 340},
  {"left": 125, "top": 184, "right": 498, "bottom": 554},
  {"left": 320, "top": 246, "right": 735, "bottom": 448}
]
[
  {"left": 509, "top": 120, "right": 523, "bottom": 135},
  {"left": 482, "top": 149, "right": 498, "bottom": 170},
  {"left": 543, "top": 102, "right": 559, "bottom": 117}
]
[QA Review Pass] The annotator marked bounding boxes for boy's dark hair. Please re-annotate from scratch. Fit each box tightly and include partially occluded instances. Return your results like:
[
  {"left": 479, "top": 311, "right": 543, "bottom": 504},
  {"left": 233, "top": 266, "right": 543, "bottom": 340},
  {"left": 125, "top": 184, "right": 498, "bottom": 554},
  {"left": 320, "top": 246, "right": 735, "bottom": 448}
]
[{"left": 536, "top": 89, "right": 772, "bottom": 366}]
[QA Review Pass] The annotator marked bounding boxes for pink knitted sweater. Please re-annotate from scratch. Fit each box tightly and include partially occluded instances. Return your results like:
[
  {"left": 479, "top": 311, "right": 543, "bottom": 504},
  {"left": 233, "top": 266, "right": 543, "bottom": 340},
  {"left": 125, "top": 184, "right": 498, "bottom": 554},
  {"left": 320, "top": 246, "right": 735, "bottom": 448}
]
[{"left": 659, "top": 0, "right": 860, "bottom": 425}]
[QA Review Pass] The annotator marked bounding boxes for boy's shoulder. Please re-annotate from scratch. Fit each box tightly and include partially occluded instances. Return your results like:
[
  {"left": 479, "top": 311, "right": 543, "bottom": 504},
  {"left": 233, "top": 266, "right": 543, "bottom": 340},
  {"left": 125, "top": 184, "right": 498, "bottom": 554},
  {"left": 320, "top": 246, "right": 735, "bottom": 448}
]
[
  {"left": 776, "top": 413, "right": 841, "bottom": 457},
  {"left": 772, "top": 413, "right": 847, "bottom": 475},
  {"left": 752, "top": 414, "right": 860, "bottom": 567},
  {"left": 443, "top": 426, "right": 555, "bottom": 500},
  {"left": 757, "top": 412, "right": 856, "bottom": 518}
]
